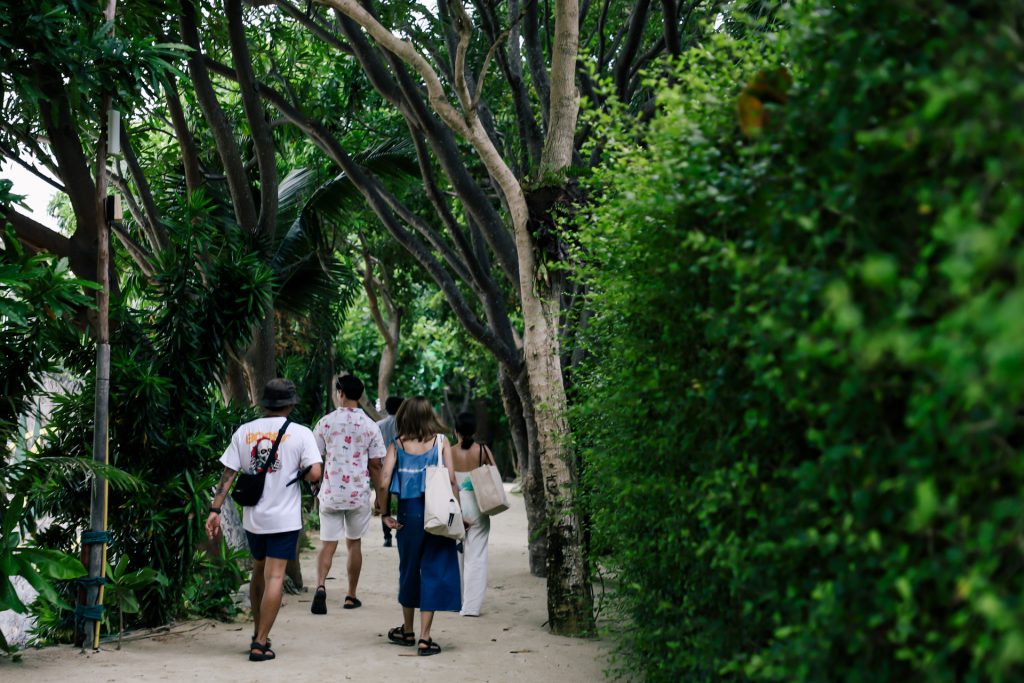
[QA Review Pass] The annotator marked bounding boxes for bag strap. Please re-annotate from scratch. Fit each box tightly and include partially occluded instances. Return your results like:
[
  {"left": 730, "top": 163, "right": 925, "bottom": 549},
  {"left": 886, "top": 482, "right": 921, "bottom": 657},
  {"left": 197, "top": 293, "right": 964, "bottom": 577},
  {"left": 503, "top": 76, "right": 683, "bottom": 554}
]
[
  {"left": 478, "top": 442, "right": 484, "bottom": 468},
  {"left": 261, "top": 417, "right": 291, "bottom": 472},
  {"left": 435, "top": 434, "right": 445, "bottom": 467}
]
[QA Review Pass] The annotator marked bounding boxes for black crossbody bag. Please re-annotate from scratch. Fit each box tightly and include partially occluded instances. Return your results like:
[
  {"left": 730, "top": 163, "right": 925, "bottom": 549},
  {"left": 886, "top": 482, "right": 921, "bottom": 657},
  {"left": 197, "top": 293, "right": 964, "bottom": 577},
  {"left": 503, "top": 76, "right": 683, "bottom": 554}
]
[{"left": 231, "top": 418, "right": 291, "bottom": 507}]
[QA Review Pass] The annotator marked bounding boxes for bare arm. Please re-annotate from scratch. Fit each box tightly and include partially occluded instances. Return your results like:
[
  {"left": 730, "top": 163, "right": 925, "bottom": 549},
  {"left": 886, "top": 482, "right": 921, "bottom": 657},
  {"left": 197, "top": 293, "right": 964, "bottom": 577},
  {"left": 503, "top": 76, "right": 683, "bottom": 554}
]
[
  {"left": 368, "top": 456, "right": 383, "bottom": 515},
  {"left": 205, "top": 466, "right": 238, "bottom": 540},
  {"left": 378, "top": 444, "right": 397, "bottom": 520}
]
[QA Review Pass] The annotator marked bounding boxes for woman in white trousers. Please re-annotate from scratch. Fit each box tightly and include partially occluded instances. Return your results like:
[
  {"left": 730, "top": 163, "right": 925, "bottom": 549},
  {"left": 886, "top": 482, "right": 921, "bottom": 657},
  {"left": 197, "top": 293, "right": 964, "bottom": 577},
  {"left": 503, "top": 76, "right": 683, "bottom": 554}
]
[{"left": 451, "top": 412, "right": 496, "bottom": 617}]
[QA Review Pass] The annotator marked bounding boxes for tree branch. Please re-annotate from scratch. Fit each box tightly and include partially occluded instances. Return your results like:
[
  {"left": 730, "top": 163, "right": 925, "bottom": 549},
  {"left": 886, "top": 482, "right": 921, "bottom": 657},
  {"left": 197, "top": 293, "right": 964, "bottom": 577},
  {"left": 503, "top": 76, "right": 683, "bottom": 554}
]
[
  {"left": 614, "top": 0, "right": 650, "bottom": 101},
  {"left": 0, "top": 145, "right": 64, "bottom": 193},
  {"left": 359, "top": 235, "right": 397, "bottom": 348},
  {"left": 120, "top": 126, "right": 170, "bottom": 252},
  {"left": 226, "top": 0, "right": 278, "bottom": 239},
  {"left": 33, "top": 67, "right": 97, "bottom": 235},
  {"left": 523, "top": 0, "right": 551, "bottom": 127},
  {"left": 179, "top": 0, "right": 259, "bottom": 233},
  {"left": 163, "top": 76, "right": 203, "bottom": 196},
  {"left": 332, "top": 15, "right": 520, "bottom": 284},
  {"left": 204, "top": 57, "right": 521, "bottom": 369},
  {"left": 660, "top": 0, "right": 680, "bottom": 55},
  {"left": 3, "top": 207, "right": 72, "bottom": 256},
  {"left": 540, "top": 0, "right": 580, "bottom": 173},
  {"left": 449, "top": 0, "right": 475, "bottom": 113},
  {"left": 109, "top": 217, "right": 157, "bottom": 281},
  {"left": 273, "top": 0, "right": 353, "bottom": 54},
  {"left": 318, "top": 0, "right": 471, "bottom": 138}
]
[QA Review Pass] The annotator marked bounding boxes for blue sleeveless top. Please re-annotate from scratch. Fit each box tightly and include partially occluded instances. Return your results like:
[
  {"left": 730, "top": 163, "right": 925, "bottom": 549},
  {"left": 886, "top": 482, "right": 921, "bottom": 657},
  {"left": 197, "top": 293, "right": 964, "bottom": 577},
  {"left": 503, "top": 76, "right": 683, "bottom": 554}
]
[{"left": 389, "top": 439, "right": 439, "bottom": 498}]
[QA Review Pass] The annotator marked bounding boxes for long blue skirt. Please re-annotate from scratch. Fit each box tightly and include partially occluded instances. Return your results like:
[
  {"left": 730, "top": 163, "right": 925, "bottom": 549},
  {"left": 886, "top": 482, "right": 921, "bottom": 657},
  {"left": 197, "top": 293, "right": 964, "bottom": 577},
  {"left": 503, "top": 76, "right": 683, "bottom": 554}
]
[{"left": 396, "top": 496, "right": 461, "bottom": 612}]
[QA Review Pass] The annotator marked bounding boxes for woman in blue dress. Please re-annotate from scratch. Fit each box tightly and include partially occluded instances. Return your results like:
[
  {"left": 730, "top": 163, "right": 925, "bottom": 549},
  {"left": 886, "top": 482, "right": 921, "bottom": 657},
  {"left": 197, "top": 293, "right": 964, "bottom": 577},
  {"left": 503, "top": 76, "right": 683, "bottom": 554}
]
[{"left": 378, "top": 396, "right": 461, "bottom": 655}]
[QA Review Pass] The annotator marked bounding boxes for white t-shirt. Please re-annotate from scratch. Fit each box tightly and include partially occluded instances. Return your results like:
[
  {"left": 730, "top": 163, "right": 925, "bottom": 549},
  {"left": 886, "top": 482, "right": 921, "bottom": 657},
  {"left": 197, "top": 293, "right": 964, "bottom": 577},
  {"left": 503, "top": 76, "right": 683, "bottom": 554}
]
[
  {"left": 313, "top": 407, "right": 386, "bottom": 511},
  {"left": 220, "top": 416, "right": 321, "bottom": 534}
]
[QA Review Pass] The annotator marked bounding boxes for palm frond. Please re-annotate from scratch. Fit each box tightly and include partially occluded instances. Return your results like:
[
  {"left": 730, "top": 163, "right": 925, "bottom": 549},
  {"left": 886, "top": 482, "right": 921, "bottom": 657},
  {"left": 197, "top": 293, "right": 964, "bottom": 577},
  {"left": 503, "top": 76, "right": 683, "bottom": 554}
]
[{"left": 3, "top": 456, "right": 145, "bottom": 493}]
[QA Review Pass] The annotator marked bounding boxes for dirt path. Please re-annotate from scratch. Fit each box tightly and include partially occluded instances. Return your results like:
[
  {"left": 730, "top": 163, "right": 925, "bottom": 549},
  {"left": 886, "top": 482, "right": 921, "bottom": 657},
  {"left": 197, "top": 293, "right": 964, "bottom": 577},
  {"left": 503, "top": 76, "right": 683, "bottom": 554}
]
[{"left": 2, "top": 489, "right": 611, "bottom": 682}]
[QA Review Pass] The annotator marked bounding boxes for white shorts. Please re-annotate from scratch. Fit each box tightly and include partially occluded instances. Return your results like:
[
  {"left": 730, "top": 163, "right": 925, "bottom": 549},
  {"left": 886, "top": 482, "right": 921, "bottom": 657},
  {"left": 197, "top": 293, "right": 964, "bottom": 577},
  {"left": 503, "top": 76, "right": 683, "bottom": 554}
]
[{"left": 319, "top": 505, "right": 373, "bottom": 541}]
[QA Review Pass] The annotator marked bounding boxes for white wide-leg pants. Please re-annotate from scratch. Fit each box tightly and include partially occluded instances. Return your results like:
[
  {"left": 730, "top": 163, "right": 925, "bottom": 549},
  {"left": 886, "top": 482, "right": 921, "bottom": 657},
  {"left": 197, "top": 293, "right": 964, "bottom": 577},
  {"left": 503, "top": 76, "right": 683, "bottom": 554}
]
[{"left": 458, "top": 489, "right": 491, "bottom": 616}]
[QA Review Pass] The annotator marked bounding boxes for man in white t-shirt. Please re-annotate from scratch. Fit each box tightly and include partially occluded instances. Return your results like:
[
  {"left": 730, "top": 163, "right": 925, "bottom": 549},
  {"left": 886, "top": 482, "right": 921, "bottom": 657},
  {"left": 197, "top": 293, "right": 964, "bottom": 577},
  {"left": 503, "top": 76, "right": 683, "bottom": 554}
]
[
  {"left": 310, "top": 374, "right": 386, "bottom": 615},
  {"left": 205, "top": 378, "right": 322, "bottom": 662}
]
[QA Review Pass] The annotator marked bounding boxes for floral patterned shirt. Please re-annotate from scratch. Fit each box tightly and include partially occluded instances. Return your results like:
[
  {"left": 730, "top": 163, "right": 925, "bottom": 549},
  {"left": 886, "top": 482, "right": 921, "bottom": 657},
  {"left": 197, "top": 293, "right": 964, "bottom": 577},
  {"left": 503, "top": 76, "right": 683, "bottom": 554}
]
[{"left": 312, "top": 407, "right": 386, "bottom": 511}]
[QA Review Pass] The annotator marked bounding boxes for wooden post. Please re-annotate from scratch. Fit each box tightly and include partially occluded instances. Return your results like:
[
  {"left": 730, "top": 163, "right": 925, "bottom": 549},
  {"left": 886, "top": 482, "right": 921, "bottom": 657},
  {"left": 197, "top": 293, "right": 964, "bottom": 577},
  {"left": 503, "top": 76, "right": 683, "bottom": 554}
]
[{"left": 82, "top": 0, "right": 119, "bottom": 649}]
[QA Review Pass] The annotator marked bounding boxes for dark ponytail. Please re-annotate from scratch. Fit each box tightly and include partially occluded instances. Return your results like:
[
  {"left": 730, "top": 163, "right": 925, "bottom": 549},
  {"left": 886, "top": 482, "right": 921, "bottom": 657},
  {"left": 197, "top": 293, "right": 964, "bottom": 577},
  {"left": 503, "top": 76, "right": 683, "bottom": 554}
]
[{"left": 455, "top": 411, "right": 476, "bottom": 449}]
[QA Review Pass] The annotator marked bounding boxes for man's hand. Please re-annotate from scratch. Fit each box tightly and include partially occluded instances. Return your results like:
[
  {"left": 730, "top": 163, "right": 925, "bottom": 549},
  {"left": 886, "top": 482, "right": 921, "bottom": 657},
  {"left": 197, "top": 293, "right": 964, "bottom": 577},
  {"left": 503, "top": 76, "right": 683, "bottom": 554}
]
[{"left": 205, "top": 511, "right": 221, "bottom": 540}]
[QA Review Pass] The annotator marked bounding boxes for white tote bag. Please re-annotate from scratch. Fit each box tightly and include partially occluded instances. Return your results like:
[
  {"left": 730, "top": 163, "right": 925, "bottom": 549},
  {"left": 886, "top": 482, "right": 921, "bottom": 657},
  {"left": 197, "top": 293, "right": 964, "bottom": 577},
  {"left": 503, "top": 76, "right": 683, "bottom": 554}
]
[{"left": 423, "top": 435, "right": 465, "bottom": 540}]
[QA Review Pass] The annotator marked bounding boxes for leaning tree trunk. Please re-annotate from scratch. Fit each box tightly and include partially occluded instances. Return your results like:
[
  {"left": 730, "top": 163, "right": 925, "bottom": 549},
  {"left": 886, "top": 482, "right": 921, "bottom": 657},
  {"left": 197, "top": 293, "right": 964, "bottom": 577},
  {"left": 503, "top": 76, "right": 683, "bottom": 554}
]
[{"left": 503, "top": 366, "right": 548, "bottom": 577}]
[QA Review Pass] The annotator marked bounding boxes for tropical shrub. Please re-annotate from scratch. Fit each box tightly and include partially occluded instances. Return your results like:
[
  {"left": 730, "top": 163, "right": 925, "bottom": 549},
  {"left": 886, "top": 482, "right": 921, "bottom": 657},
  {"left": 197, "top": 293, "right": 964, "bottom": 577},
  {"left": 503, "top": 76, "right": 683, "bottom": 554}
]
[
  {"left": 575, "top": 2, "right": 1024, "bottom": 681},
  {"left": 28, "top": 214, "right": 272, "bottom": 630}
]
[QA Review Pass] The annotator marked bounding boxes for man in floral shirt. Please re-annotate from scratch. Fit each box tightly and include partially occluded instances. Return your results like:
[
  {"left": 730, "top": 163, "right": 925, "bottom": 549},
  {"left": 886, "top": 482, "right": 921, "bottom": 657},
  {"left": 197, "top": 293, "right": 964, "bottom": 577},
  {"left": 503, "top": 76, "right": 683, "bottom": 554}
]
[{"left": 310, "top": 374, "right": 386, "bottom": 614}]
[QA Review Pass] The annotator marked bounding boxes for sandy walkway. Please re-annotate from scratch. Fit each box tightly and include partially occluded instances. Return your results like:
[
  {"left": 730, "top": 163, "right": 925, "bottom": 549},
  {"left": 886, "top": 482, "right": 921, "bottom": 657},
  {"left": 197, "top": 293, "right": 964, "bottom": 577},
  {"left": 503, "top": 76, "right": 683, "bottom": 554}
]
[{"left": 1, "top": 489, "right": 611, "bottom": 682}]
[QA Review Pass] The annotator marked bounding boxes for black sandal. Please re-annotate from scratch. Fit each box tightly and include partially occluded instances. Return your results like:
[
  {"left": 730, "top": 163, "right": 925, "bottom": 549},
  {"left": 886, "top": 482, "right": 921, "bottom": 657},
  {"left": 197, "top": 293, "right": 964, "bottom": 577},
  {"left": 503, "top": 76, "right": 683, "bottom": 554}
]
[
  {"left": 387, "top": 625, "right": 415, "bottom": 646},
  {"left": 343, "top": 595, "right": 362, "bottom": 609},
  {"left": 249, "top": 640, "right": 276, "bottom": 662},
  {"left": 311, "top": 585, "right": 327, "bottom": 615},
  {"left": 417, "top": 638, "right": 441, "bottom": 656}
]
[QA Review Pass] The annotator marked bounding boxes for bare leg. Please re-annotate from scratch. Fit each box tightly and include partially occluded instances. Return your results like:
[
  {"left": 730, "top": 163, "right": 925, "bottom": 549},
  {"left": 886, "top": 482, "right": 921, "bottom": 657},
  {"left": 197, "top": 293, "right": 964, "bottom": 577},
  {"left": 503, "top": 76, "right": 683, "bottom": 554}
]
[
  {"left": 316, "top": 541, "right": 338, "bottom": 588},
  {"left": 345, "top": 538, "right": 362, "bottom": 598},
  {"left": 419, "top": 610, "right": 435, "bottom": 645},
  {"left": 253, "top": 557, "right": 287, "bottom": 648},
  {"left": 403, "top": 606, "right": 415, "bottom": 634},
  {"left": 249, "top": 559, "right": 265, "bottom": 640}
]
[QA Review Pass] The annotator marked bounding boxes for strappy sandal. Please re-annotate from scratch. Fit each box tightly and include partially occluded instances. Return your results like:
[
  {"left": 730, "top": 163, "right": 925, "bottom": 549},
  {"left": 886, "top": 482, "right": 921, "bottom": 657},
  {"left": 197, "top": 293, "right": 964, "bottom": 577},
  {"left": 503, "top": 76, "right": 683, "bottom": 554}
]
[
  {"left": 417, "top": 638, "right": 441, "bottom": 656},
  {"left": 387, "top": 625, "right": 415, "bottom": 646},
  {"left": 249, "top": 640, "right": 276, "bottom": 662}
]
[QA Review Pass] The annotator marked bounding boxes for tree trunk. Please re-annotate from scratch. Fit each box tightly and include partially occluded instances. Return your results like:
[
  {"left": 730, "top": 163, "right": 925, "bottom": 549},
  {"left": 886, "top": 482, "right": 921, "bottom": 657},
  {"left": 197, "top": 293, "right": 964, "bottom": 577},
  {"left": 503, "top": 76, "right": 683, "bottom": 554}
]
[
  {"left": 501, "top": 366, "right": 548, "bottom": 576},
  {"left": 524, "top": 286, "right": 592, "bottom": 635},
  {"left": 246, "top": 313, "right": 277, "bottom": 391},
  {"left": 377, "top": 339, "right": 396, "bottom": 407}
]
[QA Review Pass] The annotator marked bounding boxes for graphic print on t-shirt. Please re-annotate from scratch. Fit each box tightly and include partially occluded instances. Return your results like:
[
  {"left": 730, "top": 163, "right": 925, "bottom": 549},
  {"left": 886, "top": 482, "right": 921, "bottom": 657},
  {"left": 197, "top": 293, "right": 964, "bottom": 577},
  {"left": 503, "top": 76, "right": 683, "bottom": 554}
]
[{"left": 249, "top": 435, "right": 284, "bottom": 473}]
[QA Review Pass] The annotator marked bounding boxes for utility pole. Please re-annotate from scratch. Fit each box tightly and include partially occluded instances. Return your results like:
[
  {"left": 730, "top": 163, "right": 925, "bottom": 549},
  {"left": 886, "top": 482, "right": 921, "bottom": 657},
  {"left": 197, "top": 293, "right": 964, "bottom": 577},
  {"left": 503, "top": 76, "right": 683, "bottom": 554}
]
[{"left": 81, "top": 0, "right": 119, "bottom": 651}]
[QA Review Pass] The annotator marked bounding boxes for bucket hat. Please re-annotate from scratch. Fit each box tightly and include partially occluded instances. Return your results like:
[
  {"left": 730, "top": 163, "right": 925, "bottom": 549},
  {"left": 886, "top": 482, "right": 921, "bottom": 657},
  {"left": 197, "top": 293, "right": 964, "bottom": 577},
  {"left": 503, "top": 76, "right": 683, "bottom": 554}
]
[{"left": 259, "top": 378, "right": 299, "bottom": 409}]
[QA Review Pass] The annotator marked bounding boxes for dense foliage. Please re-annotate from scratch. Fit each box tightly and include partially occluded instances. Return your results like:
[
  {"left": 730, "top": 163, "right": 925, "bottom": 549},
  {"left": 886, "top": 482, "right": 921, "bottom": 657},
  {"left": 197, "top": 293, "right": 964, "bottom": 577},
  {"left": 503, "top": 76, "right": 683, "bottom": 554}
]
[
  {"left": 575, "top": 2, "right": 1024, "bottom": 680},
  {"left": 26, "top": 213, "right": 270, "bottom": 634}
]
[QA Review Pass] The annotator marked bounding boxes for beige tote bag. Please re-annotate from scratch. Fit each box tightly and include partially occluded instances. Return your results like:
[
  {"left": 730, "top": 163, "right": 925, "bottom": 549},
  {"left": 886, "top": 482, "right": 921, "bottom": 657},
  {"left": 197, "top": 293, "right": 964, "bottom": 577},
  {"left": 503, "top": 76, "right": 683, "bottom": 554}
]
[
  {"left": 469, "top": 445, "right": 509, "bottom": 516},
  {"left": 424, "top": 435, "right": 465, "bottom": 540}
]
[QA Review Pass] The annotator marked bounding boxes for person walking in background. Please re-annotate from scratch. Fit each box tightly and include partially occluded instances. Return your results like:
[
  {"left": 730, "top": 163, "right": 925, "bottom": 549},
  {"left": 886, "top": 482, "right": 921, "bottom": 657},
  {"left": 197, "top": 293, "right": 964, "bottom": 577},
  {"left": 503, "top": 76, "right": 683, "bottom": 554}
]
[
  {"left": 375, "top": 395, "right": 404, "bottom": 547},
  {"left": 310, "top": 375, "right": 386, "bottom": 615},
  {"left": 205, "top": 378, "right": 322, "bottom": 662},
  {"left": 378, "top": 396, "right": 461, "bottom": 656},
  {"left": 451, "top": 411, "right": 496, "bottom": 617}
]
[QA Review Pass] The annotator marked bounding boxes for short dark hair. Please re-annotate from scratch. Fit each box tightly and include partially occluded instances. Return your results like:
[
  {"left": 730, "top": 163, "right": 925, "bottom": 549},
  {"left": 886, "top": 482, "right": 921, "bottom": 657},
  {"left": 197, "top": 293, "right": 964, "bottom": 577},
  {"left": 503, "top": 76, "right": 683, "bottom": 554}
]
[
  {"left": 385, "top": 395, "right": 404, "bottom": 416},
  {"left": 335, "top": 374, "right": 364, "bottom": 401}
]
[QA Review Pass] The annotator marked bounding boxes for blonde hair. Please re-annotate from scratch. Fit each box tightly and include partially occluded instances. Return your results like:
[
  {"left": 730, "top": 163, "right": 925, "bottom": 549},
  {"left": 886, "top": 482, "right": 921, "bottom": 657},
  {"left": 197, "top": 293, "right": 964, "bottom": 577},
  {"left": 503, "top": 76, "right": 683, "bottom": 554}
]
[{"left": 395, "top": 396, "right": 449, "bottom": 441}]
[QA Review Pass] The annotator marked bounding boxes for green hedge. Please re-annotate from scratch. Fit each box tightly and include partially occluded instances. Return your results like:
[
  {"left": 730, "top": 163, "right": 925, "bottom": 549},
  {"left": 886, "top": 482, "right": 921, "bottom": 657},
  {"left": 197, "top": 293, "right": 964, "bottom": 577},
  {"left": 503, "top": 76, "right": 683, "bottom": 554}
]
[{"left": 574, "top": 2, "right": 1024, "bottom": 681}]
